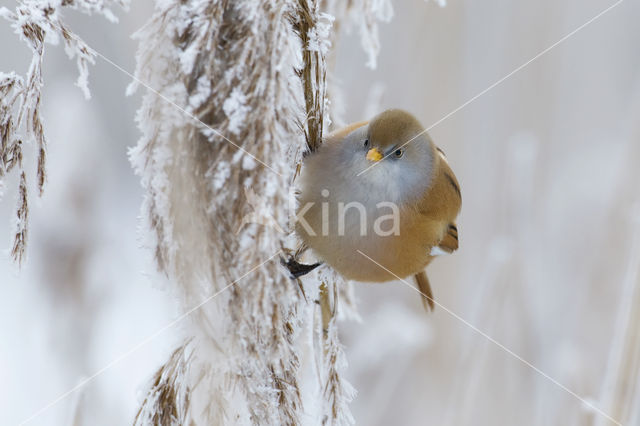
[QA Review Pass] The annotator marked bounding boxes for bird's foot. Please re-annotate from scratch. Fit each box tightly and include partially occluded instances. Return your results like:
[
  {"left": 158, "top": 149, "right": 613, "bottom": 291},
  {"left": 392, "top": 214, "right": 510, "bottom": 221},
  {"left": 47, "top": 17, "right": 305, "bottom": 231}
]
[{"left": 280, "top": 256, "right": 322, "bottom": 279}]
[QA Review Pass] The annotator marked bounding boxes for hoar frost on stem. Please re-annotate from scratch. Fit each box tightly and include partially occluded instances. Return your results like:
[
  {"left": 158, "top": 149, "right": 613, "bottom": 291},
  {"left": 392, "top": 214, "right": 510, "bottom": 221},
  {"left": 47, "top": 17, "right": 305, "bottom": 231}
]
[
  {"left": 323, "top": 0, "right": 393, "bottom": 69},
  {"left": 124, "top": 2, "right": 314, "bottom": 426},
  {"left": 129, "top": 0, "right": 392, "bottom": 424},
  {"left": 129, "top": 1, "right": 308, "bottom": 423},
  {"left": 0, "top": 0, "right": 393, "bottom": 423},
  {"left": 0, "top": 0, "right": 127, "bottom": 264}
]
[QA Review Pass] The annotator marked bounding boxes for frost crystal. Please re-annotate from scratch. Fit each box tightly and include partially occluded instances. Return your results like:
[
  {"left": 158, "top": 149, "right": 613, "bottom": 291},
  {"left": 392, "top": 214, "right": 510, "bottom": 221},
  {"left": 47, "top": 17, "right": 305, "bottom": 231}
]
[
  {"left": 323, "top": 0, "right": 394, "bottom": 69},
  {"left": 307, "top": 13, "right": 335, "bottom": 55},
  {"left": 222, "top": 87, "right": 250, "bottom": 136}
]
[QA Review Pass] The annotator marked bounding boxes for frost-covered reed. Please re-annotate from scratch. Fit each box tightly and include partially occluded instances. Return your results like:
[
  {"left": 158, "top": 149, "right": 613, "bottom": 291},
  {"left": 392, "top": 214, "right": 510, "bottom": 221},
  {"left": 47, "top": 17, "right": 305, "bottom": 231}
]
[
  {"left": 0, "top": 0, "right": 392, "bottom": 423},
  {"left": 128, "top": 1, "right": 390, "bottom": 424},
  {"left": 0, "top": 0, "right": 128, "bottom": 264}
]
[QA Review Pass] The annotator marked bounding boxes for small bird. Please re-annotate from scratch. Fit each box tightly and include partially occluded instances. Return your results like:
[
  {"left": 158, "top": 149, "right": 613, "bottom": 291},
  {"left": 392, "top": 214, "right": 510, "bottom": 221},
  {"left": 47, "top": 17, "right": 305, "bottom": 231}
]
[{"left": 294, "top": 109, "right": 461, "bottom": 310}]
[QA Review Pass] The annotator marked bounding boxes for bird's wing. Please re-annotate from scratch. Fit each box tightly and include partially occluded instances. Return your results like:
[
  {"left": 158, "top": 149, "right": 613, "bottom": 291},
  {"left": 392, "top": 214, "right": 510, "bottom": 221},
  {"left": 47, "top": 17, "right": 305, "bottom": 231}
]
[
  {"left": 417, "top": 144, "right": 461, "bottom": 253},
  {"left": 414, "top": 270, "right": 435, "bottom": 311},
  {"left": 419, "top": 146, "right": 461, "bottom": 220},
  {"left": 412, "top": 146, "right": 461, "bottom": 312}
]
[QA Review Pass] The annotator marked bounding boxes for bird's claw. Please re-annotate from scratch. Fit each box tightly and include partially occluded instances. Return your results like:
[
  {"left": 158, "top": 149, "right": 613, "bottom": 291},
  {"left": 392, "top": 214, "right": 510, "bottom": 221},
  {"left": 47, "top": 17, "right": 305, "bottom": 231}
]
[{"left": 280, "top": 256, "right": 322, "bottom": 279}]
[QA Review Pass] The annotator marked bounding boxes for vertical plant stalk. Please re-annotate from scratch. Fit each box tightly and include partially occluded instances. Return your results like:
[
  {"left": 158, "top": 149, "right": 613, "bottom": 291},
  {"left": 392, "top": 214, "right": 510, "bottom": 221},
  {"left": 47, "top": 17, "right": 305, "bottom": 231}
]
[
  {"left": 315, "top": 267, "right": 356, "bottom": 426},
  {"left": 294, "top": 0, "right": 328, "bottom": 152},
  {"left": 295, "top": 2, "right": 357, "bottom": 424}
]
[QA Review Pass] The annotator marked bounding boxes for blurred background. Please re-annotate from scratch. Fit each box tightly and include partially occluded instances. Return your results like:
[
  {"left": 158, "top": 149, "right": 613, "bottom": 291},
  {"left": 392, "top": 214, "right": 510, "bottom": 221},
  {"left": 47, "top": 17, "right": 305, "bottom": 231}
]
[{"left": 1, "top": 0, "right": 640, "bottom": 424}]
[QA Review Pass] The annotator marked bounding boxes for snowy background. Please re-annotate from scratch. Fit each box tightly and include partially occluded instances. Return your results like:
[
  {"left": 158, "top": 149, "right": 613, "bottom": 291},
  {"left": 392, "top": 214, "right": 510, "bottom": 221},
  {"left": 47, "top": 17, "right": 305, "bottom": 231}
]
[{"left": 2, "top": 0, "right": 640, "bottom": 425}]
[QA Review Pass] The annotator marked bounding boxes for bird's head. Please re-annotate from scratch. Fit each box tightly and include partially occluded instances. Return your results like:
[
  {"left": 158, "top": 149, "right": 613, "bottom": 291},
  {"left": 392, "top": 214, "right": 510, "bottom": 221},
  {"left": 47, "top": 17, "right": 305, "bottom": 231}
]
[{"left": 339, "top": 109, "right": 436, "bottom": 203}]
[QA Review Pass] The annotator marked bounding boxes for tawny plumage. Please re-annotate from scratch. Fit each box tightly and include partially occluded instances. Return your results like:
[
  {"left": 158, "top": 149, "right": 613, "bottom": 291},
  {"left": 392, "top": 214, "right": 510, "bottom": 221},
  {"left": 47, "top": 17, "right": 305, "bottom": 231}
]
[{"left": 296, "top": 109, "right": 461, "bottom": 310}]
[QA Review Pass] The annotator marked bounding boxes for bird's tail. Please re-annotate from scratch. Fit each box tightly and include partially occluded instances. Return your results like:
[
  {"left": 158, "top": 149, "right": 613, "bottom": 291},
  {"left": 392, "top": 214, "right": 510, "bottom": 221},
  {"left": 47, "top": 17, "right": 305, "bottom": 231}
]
[{"left": 414, "top": 270, "right": 435, "bottom": 312}]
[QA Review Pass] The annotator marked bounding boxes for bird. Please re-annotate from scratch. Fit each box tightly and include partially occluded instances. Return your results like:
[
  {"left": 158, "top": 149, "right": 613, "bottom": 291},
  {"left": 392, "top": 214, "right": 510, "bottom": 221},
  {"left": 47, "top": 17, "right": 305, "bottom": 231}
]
[{"left": 293, "top": 108, "right": 461, "bottom": 311}]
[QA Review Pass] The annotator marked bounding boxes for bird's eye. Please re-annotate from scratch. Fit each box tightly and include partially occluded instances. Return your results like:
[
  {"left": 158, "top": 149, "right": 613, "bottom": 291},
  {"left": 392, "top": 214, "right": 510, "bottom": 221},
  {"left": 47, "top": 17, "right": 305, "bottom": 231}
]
[
  {"left": 364, "top": 139, "right": 369, "bottom": 148},
  {"left": 394, "top": 148, "right": 404, "bottom": 158}
]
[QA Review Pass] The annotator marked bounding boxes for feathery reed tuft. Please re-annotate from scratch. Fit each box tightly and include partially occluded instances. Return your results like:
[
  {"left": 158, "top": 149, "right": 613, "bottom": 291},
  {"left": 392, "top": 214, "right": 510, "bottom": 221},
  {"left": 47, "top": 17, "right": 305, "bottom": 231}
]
[
  {"left": 129, "top": 0, "right": 391, "bottom": 423},
  {"left": 0, "top": 0, "right": 127, "bottom": 264},
  {"left": 134, "top": 342, "right": 194, "bottom": 426}
]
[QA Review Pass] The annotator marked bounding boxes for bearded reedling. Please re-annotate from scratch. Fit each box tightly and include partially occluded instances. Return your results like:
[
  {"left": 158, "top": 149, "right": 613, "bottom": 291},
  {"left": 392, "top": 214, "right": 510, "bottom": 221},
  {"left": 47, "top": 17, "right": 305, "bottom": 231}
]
[{"left": 291, "top": 109, "right": 461, "bottom": 311}]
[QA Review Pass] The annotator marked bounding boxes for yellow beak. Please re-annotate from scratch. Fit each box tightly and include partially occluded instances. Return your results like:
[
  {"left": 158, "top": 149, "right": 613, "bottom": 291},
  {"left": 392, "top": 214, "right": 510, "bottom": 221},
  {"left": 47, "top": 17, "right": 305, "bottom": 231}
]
[{"left": 366, "top": 148, "right": 383, "bottom": 162}]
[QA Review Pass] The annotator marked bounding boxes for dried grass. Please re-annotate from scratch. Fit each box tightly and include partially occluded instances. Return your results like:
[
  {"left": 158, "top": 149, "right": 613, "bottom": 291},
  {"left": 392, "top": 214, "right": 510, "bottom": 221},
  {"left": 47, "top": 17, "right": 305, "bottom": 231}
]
[
  {"left": 134, "top": 342, "right": 194, "bottom": 426},
  {"left": 2, "top": 0, "right": 389, "bottom": 423},
  {"left": 129, "top": 1, "right": 312, "bottom": 423},
  {"left": 127, "top": 0, "right": 390, "bottom": 423},
  {"left": 0, "top": 0, "right": 127, "bottom": 264}
]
